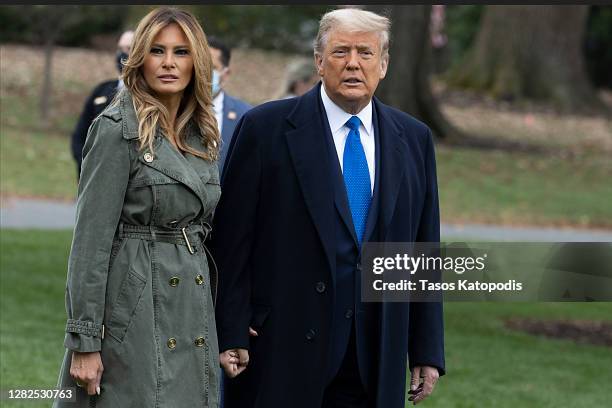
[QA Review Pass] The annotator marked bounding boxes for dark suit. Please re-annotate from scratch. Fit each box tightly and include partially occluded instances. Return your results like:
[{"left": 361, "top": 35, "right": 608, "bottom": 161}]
[
  {"left": 218, "top": 93, "right": 251, "bottom": 170},
  {"left": 71, "top": 79, "right": 120, "bottom": 177},
  {"left": 213, "top": 83, "right": 445, "bottom": 408}
]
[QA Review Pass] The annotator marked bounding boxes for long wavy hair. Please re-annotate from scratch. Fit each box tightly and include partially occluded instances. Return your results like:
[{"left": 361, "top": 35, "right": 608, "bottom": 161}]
[{"left": 121, "top": 7, "right": 219, "bottom": 161}]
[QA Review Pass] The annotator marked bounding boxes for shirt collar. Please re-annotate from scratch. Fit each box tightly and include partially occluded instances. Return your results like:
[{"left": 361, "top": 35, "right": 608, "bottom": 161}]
[
  {"left": 213, "top": 91, "right": 225, "bottom": 115},
  {"left": 320, "top": 84, "right": 372, "bottom": 137}
]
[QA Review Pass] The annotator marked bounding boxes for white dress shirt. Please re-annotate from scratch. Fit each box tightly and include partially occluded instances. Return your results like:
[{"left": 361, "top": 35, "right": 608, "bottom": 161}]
[
  {"left": 320, "top": 84, "right": 375, "bottom": 193},
  {"left": 213, "top": 91, "right": 225, "bottom": 134}
]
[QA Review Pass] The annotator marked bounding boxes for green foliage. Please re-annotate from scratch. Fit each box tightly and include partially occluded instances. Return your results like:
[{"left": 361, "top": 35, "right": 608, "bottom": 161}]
[
  {"left": 443, "top": 5, "right": 484, "bottom": 67},
  {"left": 584, "top": 6, "right": 612, "bottom": 88},
  {"left": 0, "top": 5, "right": 128, "bottom": 46},
  {"left": 187, "top": 5, "right": 328, "bottom": 53}
]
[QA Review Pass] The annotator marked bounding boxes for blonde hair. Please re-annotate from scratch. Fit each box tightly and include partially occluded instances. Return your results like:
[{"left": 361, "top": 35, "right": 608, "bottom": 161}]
[
  {"left": 314, "top": 8, "right": 391, "bottom": 58},
  {"left": 121, "top": 7, "right": 219, "bottom": 161}
]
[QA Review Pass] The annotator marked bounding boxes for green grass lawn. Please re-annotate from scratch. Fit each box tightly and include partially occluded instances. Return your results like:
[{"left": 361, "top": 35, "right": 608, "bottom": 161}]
[
  {"left": 436, "top": 145, "right": 612, "bottom": 228},
  {"left": 1, "top": 230, "right": 611, "bottom": 407},
  {"left": 2, "top": 125, "right": 612, "bottom": 228}
]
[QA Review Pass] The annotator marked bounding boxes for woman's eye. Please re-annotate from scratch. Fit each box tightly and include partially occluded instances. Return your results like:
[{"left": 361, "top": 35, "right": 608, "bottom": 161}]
[
  {"left": 150, "top": 47, "right": 163, "bottom": 54},
  {"left": 175, "top": 49, "right": 189, "bottom": 56}
]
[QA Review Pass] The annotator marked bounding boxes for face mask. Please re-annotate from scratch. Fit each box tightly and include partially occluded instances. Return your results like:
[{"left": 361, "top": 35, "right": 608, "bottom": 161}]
[
  {"left": 212, "top": 69, "right": 221, "bottom": 96},
  {"left": 116, "top": 51, "right": 129, "bottom": 75}
]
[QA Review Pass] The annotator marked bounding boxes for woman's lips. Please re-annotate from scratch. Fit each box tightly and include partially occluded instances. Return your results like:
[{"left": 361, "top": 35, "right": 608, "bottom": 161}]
[{"left": 158, "top": 75, "right": 179, "bottom": 82}]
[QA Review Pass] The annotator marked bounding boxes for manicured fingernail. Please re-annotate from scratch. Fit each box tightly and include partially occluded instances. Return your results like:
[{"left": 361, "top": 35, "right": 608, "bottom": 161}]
[{"left": 96, "top": 386, "right": 100, "bottom": 395}]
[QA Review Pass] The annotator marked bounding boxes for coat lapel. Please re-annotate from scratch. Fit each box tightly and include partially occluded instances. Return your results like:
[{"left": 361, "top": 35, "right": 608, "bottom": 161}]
[
  {"left": 285, "top": 86, "right": 336, "bottom": 276},
  {"left": 120, "top": 92, "right": 210, "bottom": 210},
  {"left": 374, "top": 98, "right": 407, "bottom": 240}
]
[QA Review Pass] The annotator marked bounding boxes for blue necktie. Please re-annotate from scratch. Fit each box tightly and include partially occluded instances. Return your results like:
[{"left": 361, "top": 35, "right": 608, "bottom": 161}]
[{"left": 343, "top": 116, "right": 371, "bottom": 245}]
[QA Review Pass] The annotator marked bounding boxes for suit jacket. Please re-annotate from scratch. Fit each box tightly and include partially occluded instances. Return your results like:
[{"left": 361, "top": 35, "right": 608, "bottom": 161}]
[
  {"left": 71, "top": 79, "right": 120, "bottom": 176},
  {"left": 213, "top": 83, "right": 445, "bottom": 408},
  {"left": 218, "top": 93, "right": 251, "bottom": 170}
]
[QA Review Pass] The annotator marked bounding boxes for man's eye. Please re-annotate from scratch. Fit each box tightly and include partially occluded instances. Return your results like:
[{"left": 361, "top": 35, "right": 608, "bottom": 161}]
[{"left": 333, "top": 50, "right": 346, "bottom": 56}]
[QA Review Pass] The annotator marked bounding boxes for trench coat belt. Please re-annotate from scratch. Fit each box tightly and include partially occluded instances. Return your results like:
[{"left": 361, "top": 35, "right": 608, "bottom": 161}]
[
  {"left": 117, "top": 222, "right": 212, "bottom": 253},
  {"left": 116, "top": 222, "right": 218, "bottom": 306}
]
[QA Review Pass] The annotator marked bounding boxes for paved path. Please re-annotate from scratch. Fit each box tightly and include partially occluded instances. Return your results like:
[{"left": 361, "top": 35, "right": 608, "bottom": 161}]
[{"left": 2, "top": 197, "right": 612, "bottom": 242}]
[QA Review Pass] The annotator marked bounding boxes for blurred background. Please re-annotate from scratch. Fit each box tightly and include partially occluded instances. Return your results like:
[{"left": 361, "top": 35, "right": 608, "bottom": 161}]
[{"left": 1, "top": 5, "right": 611, "bottom": 407}]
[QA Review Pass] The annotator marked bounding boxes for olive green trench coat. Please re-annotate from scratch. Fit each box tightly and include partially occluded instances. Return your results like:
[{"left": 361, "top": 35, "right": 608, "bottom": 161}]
[{"left": 54, "top": 91, "right": 221, "bottom": 407}]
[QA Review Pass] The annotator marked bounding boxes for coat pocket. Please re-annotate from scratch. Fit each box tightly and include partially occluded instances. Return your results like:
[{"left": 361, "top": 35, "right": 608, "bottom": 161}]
[{"left": 106, "top": 270, "right": 146, "bottom": 342}]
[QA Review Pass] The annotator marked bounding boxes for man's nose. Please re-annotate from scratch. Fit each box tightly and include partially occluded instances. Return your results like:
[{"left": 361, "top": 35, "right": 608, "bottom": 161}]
[{"left": 346, "top": 49, "right": 359, "bottom": 69}]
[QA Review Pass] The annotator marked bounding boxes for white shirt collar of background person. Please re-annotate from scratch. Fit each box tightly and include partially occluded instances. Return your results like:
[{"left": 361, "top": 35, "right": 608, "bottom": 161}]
[
  {"left": 213, "top": 90, "right": 225, "bottom": 134},
  {"left": 320, "top": 83, "right": 375, "bottom": 193}
]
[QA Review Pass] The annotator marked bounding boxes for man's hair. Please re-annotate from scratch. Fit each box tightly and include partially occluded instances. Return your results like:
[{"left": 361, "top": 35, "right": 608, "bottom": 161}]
[
  {"left": 314, "top": 8, "right": 391, "bottom": 57},
  {"left": 207, "top": 36, "right": 231, "bottom": 67}
]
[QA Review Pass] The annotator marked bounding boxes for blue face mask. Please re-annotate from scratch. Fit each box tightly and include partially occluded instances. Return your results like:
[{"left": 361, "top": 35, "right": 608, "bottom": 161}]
[{"left": 212, "top": 70, "right": 221, "bottom": 96}]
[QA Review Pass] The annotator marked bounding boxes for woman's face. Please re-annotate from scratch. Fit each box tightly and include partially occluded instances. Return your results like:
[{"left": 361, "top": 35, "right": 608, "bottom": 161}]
[{"left": 143, "top": 23, "right": 194, "bottom": 100}]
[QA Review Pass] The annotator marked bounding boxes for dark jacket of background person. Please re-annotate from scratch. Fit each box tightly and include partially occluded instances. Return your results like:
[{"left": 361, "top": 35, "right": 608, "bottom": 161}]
[
  {"left": 213, "top": 83, "right": 445, "bottom": 408},
  {"left": 218, "top": 94, "right": 251, "bottom": 170},
  {"left": 54, "top": 92, "right": 221, "bottom": 407},
  {"left": 70, "top": 80, "right": 120, "bottom": 177}
]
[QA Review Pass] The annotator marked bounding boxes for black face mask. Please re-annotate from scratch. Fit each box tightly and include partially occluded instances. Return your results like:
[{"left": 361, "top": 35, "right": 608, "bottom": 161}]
[{"left": 116, "top": 51, "right": 129, "bottom": 74}]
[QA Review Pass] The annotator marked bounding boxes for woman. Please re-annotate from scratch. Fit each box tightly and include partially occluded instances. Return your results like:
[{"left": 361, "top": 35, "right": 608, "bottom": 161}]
[{"left": 54, "top": 8, "right": 230, "bottom": 407}]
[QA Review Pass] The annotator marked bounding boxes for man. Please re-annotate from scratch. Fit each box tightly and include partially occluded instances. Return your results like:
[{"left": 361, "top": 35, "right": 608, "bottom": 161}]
[
  {"left": 207, "top": 36, "right": 252, "bottom": 170},
  {"left": 214, "top": 8, "right": 444, "bottom": 408},
  {"left": 70, "top": 30, "right": 133, "bottom": 178}
]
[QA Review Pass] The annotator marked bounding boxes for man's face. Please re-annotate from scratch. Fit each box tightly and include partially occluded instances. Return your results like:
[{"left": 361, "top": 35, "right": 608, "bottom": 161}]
[
  {"left": 210, "top": 47, "right": 230, "bottom": 89},
  {"left": 315, "top": 29, "right": 388, "bottom": 114}
]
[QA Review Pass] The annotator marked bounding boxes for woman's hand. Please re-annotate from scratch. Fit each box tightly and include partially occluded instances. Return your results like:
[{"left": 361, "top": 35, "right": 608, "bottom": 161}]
[{"left": 70, "top": 351, "right": 104, "bottom": 396}]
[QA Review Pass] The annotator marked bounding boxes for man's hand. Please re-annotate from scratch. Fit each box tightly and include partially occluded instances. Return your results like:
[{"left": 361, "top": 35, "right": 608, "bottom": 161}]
[
  {"left": 408, "top": 365, "right": 439, "bottom": 405},
  {"left": 220, "top": 348, "right": 249, "bottom": 378},
  {"left": 70, "top": 351, "right": 103, "bottom": 396}
]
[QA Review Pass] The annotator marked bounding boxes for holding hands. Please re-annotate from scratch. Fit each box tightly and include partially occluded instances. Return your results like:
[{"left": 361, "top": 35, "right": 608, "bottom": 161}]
[{"left": 219, "top": 326, "right": 257, "bottom": 378}]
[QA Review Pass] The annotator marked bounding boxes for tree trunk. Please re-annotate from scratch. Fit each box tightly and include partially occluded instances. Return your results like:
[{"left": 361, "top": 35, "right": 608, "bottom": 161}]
[
  {"left": 40, "top": 37, "right": 54, "bottom": 127},
  {"left": 449, "top": 5, "right": 606, "bottom": 113},
  {"left": 367, "top": 5, "right": 461, "bottom": 141}
]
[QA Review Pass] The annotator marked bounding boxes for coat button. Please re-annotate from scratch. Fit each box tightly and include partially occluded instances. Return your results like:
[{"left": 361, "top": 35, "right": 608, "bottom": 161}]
[
  {"left": 344, "top": 309, "right": 354, "bottom": 319},
  {"left": 169, "top": 277, "right": 180, "bottom": 287},
  {"left": 194, "top": 336, "right": 206, "bottom": 347},
  {"left": 315, "top": 282, "right": 326, "bottom": 293},
  {"left": 195, "top": 274, "right": 204, "bottom": 285},
  {"left": 305, "top": 329, "right": 316, "bottom": 341},
  {"left": 143, "top": 152, "right": 154, "bottom": 162},
  {"left": 167, "top": 337, "right": 177, "bottom": 349}
]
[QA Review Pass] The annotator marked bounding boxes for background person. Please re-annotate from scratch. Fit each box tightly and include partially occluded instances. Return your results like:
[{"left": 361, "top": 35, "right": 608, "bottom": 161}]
[
  {"left": 70, "top": 30, "right": 134, "bottom": 179},
  {"left": 277, "top": 57, "right": 319, "bottom": 99},
  {"left": 54, "top": 7, "right": 231, "bottom": 407},
  {"left": 213, "top": 8, "right": 444, "bottom": 408},
  {"left": 206, "top": 36, "right": 252, "bottom": 171}
]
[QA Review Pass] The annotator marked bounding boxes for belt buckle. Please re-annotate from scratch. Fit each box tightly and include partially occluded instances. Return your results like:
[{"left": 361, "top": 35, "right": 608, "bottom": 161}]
[{"left": 181, "top": 227, "right": 195, "bottom": 254}]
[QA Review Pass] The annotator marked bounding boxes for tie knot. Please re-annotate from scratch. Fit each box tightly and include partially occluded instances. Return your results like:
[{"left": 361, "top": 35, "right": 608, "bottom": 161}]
[{"left": 345, "top": 116, "right": 361, "bottom": 131}]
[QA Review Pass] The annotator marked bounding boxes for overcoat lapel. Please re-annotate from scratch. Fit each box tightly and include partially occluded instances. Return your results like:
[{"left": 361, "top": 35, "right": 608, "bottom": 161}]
[
  {"left": 284, "top": 86, "right": 336, "bottom": 277},
  {"left": 374, "top": 98, "right": 407, "bottom": 241}
]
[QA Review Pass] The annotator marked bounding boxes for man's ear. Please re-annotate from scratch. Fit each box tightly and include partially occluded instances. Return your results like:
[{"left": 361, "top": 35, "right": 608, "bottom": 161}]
[
  {"left": 221, "top": 66, "right": 231, "bottom": 82},
  {"left": 380, "top": 53, "right": 389, "bottom": 80},
  {"left": 314, "top": 53, "right": 324, "bottom": 76}
]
